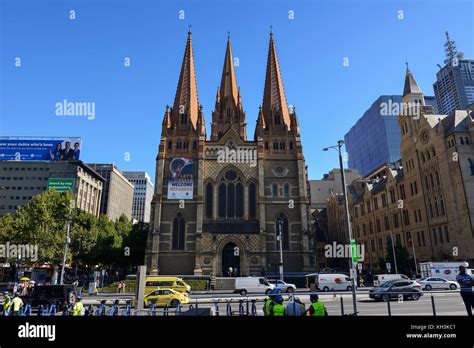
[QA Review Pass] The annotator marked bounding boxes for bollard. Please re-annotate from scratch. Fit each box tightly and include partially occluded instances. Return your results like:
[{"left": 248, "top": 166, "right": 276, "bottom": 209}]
[
  {"left": 163, "top": 305, "right": 168, "bottom": 316},
  {"left": 238, "top": 300, "right": 244, "bottom": 316},
  {"left": 226, "top": 301, "right": 232, "bottom": 316},
  {"left": 214, "top": 301, "right": 220, "bottom": 316},
  {"left": 251, "top": 300, "right": 257, "bottom": 316},
  {"left": 431, "top": 295, "right": 436, "bottom": 316},
  {"left": 386, "top": 296, "right": 391, "bottom": 316},
  {"left": 246, "top": 297, "right": 249, "bottom": 316},
  {"left": 340, "top": 296, "right": 344, "bottom": 316}
]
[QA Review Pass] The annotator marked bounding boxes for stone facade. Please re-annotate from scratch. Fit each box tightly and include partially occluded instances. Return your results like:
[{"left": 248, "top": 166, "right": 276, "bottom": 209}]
[
  {"left": 326, "top": 68, "right": 474, "bottom": 272},
  {"left": 145, "top": 32, "right": 315, "bottom": 276}
]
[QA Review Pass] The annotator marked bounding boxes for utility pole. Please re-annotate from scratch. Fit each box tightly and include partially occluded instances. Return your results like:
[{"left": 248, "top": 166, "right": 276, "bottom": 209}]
[
  {"left": 59, "top": 201, "right": 73, "bottom": 285},
  {"left": 389, "top": 231, "right": 399, "bottom": 274},
  {"left": 324, "top": 140, "right": 358, "bottom": 315}
]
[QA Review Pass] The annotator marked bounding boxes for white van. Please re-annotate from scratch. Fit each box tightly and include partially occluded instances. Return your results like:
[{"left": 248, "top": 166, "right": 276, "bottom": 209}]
[
  {"left": 234, "top": 277, "right": 274, "bottom": 296},
  {"left": 307, "top": 273, "right": 354, "bottom": 291},
  {"left": 373, "top": 274, "right": 410, "bottom": 286}
]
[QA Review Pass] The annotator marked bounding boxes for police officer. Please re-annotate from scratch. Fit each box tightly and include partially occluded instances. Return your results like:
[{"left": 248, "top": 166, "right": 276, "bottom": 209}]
[
  {"left": 263, "top": 289, "right": 280, "bottom": 316},
  {"left": 306, "top": 294, "right": 327, "bottom": 316},
  {"left": 3, "top": 291, "right": 11, "bottom": 315},
  {"left": 72, "top": 295, "right": 85, "bottom": 316},
  {"left": 270, "top": 295, "right": 285, "bottom": 316},
  {"left": 11, "top": 293, "right": 23, "bottom": 316}
]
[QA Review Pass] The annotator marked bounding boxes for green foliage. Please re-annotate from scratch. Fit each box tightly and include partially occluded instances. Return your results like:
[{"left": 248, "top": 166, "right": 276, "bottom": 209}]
[
  {"left": 98, "top": 280, "right": 136, "bottom": 293},
  {"left": 379, "top": 239, "right": 415, "bottom": 275},
  {"left": 184, "top": 279, "right": 208, "bottom": 291},
  {"left": 0, "top": 190, "right": 146, "bottom": 270}
]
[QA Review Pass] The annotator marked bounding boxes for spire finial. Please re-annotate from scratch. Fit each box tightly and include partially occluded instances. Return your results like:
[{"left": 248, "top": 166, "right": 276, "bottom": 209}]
[
  {"left": 270, "top": 25, "right": 273, "bottom": 36},
  {"left": 188, "top": 25, "right": 192, "bottom": 35},
  {"left": 227, "top": 30, "right": 230, "bottom": 39}
]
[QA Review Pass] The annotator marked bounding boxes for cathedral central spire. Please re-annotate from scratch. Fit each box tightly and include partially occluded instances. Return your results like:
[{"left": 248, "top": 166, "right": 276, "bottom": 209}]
[
  {"left": 219, "top": 34, "right": 239, "bottom": 108},
  {"left": 172, "top": 30, "right": 200, "bottom": 129},
  {"left": 211, "top": 33, "right": 246, "bottom": 141}
]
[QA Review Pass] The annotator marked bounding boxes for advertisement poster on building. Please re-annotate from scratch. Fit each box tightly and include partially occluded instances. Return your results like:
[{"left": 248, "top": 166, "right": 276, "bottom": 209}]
[
  {"left": 0, "top": 136, "right": 82, "bottom": 161},
  {"left": 167, "top": 157, "right": 194, "bottom": 199}
]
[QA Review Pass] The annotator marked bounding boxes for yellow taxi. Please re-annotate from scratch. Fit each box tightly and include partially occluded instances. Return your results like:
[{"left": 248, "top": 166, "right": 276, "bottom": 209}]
[
  {"left": 144, "top": 288, "right": 189, "bottom": 308},
  {"left": 144, "top": 276, "right": 191, "bottom": 295}
]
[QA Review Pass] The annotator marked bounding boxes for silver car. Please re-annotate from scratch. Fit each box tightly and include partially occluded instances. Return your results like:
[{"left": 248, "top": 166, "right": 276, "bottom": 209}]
[
  {"left": 419, "top": 277, "right": 459, "bottom": 291},
  {"left": 268, "top": 280, "right": 296, "bottom": 293}
]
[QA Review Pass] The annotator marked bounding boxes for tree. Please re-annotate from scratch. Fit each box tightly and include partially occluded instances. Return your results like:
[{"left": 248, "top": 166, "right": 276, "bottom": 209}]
[{"left": 378, "top": 239, "right": 415, "bottom": 275}]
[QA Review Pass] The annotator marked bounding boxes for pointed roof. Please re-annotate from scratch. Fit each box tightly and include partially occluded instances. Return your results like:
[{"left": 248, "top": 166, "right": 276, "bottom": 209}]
[
  {"left": 262, "top": 32, "right": 291, "bottom": 128},
  {"left": 172, "top": 30, "right": 199, "bottom": 128},
  {"left": 403, "top": 67, "right": 422, "bottom": 96},
  {"left": 219, "top": 34, "right": 239, "bottom": 106}
]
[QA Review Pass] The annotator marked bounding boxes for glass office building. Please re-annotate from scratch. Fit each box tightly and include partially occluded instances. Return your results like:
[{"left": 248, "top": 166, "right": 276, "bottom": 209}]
[{"left": 344, "top": 95, "right": 437, "bottom": 177}]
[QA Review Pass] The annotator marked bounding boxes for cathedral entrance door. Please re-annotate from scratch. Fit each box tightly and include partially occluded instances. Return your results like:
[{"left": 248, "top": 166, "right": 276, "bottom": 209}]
[{"left": 222, "top": 243, "right": 240, "bottom": 277}]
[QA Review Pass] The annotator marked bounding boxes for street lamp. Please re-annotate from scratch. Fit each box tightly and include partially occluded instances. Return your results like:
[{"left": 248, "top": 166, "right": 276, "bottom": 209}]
[
  {"left": 59, "top": 200, "right": 74, "bottom": 285},
  {"left": 277, "top": 218, "right": 284, "bottom": 281},
  {"left": 323, "top": 140, "right": 358, "bottom": 315}
]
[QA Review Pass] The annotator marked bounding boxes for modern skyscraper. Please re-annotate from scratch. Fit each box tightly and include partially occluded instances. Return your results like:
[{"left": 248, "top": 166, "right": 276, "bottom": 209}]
[
  {"left": 88, "top": 163, "right": 134, "bottom": 221},
  {"left": 123, "top": 171, "right": 154, "bottom": 223},
  {"left": 344, "top": 95, "right": 438, "bottom": 176},
  {"left": 146, "top": 31, "right": 314, "bottom": 276},
  {"left": 433, "top": 32, "right": 474, "bottom": 115}
]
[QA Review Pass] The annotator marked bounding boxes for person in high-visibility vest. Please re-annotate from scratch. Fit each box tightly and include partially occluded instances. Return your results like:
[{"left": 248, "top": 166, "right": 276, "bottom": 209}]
[
  {"left": 263, "top": 289, "right": 280, "bottom": 316},
  {"left": 3, "top": 291, "right": 11, "bottom": 315},
  {"left": 72, "top": 295, "right": 85, "bottom": 316},
  {"left": 270, "top": 295, "right": 285, "bottom": 316},
  {"left": 307, "top": 294, "right": 327, "bottom": 316},
  {"left": 11, "top": 294, "right": 23, "bottom": 316}
]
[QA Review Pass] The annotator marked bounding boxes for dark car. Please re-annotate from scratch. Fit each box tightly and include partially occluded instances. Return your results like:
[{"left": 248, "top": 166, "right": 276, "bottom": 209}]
[
  {"left": 369, "top": 279, "right": 423, "bottom": 301},
  {"left": 20, "top": 285, "right": 73, "bottom": 309}
]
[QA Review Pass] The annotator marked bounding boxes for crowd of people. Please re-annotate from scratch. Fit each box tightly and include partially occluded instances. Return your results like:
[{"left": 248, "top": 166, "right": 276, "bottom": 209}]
[{"left": 263, "top": 290, "right": 328, "bottom": 316}]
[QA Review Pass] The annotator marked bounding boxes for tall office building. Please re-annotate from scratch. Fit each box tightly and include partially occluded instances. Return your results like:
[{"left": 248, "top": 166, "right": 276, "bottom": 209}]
[
  {"left": 123, "top": 171, "right": 154, "bottom": 223},
  {"left": 433, "top": 32, "right": 474, "bottom": 115},
  {"left": 88, "top": 163, "right": 134, "bottom": 221},
  {"left": 344, "top": 95, "right": 437, "bottom": 176}
]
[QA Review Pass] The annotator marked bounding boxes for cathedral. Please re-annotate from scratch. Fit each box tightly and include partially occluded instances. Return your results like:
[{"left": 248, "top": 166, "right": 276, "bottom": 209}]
[{"left": 145, "top": 30, "right": 315, "bottom": 276}]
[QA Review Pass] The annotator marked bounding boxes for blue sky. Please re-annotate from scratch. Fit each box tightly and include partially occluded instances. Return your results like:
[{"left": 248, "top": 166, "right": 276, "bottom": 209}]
[{"left": 1, "top": 0, "right": 473, "bottom": 182}]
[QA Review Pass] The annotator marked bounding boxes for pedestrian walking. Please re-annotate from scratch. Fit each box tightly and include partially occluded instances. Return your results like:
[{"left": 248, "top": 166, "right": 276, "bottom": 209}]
[
  {"left": 456, "top": 265, "right": 474, "bottom": 316},
  {"left": 11, "top": 294, "right": 23, "bottom": 316},
  {"left": 285, "top": 296, "right": 306, "bottom": 316},
  {"left": 72, "top": 295, "right": 85, "bottom": 316},
  {"left": 270, "top": 295, "right": 285, "bottom": 316},
  {"left": 117, "top": 281, "right": 123, "bottom": 294},
  {"left": 306, "top": 294, "right": 327, "bottom": 316},
  {"left": 359, "top": 276, "right": 365, "bottom": 288},
  {"left": 2, "top": 291, "right": 11, "bottom": 315}
]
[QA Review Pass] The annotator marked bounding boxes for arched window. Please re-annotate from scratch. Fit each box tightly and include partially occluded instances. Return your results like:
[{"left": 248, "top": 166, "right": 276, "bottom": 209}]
[
  {"left": 218, "top": 170, "right": 244, "bottom": 220},
  {"left": 265, "top": 142, "right": 269, "bottom": 150},
  {"left": 249, "top": 182, "right": 257, "bottom": 219},
  {"left": 276, "top": 213, "right": 289, "bottom": 250},
  {"left": 205, "top": 183, "right": 213, "bottom": 219},
  {"left": 272, "top": 184, "right": 279, "bottom": 197},
  {"left": 289, "top": 142, "right": 294, "bottom": 151},
  {"left": 177, "top": 140, "right": 182, "bottom": 149},
  {"left": 468, "top": 159, "right": 474, "bottom": 176},
  {"left": 192, "top": 141, "right": 197, "bottom": 149},
  {"left": 168, "top": 140, "right": 172, "bottom": 149},
  {"left": 284, "top": 183, "right": 290, "bottom": 198},
  {"left": 172, "top": 213, "right": 185, "bottom": 250}
]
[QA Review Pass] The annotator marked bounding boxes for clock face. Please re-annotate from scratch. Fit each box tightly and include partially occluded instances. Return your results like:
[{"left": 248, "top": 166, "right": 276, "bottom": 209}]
[{"left": 420, "top": 129, "right": 430, "bottom": 144}]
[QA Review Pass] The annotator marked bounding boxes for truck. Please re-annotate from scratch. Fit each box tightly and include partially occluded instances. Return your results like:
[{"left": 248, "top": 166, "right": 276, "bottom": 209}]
[{"left": 419, "top": 262, "right": 471, "bottom": 281}]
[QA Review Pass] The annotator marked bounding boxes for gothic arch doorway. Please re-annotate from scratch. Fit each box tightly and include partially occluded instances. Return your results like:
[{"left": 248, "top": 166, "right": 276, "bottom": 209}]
[{"left": 222, "top": 243, "right": 240, "bottom": 277}]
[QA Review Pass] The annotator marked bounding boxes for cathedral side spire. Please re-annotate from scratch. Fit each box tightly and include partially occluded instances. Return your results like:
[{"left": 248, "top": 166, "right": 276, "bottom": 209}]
[
  {"left": 171, "top": 30, "right": 200, "bottom": 130},
  {"left": 261, "top": 31, "right": 291, "bottom": 130}
]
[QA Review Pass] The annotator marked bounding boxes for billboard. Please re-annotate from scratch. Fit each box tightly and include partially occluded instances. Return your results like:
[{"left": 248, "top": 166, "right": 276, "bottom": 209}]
[
  {"left": 47, "top": 178, "right": 75, "bottom": 192},
  {"left": 167, "top": 157, "right": 194, "bottom": 200},
  {"left": 0, "top": 137, "right": 82, "bottom": 161}
]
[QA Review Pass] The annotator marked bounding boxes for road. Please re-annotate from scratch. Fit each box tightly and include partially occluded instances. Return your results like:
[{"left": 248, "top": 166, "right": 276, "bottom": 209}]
[{"left": 79, "top": 290, "right": 470, "bottom": 316}]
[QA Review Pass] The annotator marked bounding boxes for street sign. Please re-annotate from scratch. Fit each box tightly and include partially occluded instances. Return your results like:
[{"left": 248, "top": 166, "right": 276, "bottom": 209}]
[
  {"left": 47, "top": 178, "right": 75, "bottom": 192},
  {"left": 350, "top": 239, "right": 358, "bottom": 265},
  {"left": 386, "top": 262, "right": 392, "bottom": 272}
]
